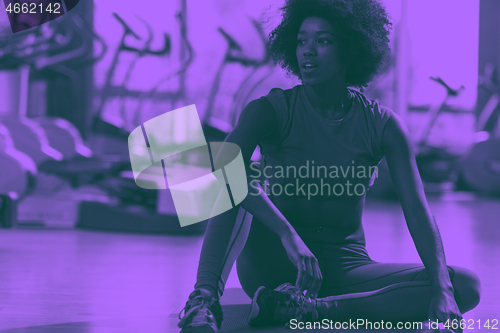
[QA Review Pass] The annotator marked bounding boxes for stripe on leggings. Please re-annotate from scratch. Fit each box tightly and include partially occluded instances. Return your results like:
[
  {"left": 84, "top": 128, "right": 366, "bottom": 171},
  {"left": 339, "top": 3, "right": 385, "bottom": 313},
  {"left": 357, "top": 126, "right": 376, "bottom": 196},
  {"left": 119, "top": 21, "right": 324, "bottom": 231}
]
[{"left": 216, "top": 208, "right": 248, "bottom": 298}]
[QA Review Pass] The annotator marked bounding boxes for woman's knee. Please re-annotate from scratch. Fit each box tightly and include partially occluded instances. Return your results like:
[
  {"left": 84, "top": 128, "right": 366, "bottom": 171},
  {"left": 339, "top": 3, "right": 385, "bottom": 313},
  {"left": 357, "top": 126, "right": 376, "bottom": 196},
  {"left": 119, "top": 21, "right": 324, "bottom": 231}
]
[{"left": 449, "top": 265, "right": 481, "bottom": 313}]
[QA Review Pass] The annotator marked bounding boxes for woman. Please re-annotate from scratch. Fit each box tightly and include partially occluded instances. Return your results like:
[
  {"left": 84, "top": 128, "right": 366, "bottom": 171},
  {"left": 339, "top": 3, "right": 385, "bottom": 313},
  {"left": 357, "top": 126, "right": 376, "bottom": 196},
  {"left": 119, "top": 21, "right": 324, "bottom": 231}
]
[{"left": 177, "top": 0, "right": 481, "bottom": 332}]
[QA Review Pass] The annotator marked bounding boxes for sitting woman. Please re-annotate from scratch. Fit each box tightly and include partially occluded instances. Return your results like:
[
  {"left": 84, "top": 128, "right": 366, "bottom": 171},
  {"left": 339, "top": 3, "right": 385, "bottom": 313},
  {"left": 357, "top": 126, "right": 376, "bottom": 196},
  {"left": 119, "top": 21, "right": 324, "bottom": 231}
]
[{"left": 177, "top": 0, "right": 481, "bottom": 332}]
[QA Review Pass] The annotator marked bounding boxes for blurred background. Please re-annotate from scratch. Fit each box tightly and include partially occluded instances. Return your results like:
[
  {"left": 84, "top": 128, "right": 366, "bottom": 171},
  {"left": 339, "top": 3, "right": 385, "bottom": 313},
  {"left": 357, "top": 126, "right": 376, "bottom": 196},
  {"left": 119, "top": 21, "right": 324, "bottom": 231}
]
[{"left": 0, "top": 0, "right": 498, "bottom": 332}]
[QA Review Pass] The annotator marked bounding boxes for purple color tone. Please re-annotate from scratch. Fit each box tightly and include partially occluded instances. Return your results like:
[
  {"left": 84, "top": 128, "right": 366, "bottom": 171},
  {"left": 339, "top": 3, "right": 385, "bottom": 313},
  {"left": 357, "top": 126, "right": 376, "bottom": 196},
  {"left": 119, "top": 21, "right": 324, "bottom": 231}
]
[
  {"left": 63, "top": 0, "right": 78, "bottom": 11},
  {"left": 0, "top": 0, "right": 498, "bottom": 330},
  {"left": 3, "top": 0, "right": 65, "bottom": 33}
]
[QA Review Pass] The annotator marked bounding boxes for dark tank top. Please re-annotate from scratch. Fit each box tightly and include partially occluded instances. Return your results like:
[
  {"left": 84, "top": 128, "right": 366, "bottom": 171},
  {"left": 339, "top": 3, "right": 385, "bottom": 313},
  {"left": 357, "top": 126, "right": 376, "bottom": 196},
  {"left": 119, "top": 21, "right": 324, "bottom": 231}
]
[
  {"left": 245, "top": 84, "right": 394, "bottom": 245},
  {"left": 256, "top": 84, "right": 393, "bottom": 201}
]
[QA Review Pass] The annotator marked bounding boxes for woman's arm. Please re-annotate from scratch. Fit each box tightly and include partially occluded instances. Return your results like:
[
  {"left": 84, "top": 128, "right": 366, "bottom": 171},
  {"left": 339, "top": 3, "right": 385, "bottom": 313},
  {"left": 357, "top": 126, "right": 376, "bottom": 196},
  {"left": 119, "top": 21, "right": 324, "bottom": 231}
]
[
  {"left": 381, "top": 113, "right": 462, "bottom": 324},
  {"left": 216, "top": 97, "right": 294, "bottom": 237},
  {"left": 211, "top": 97, "right": 323, "bottom": 297}
]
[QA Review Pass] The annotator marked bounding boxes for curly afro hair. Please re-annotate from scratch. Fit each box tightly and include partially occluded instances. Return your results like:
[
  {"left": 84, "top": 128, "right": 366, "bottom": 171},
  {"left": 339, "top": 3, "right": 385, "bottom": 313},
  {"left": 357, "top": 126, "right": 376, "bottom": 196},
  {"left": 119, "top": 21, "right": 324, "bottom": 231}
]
[{"left": 268, "top": 0, "right": 392, "bottom": 88}]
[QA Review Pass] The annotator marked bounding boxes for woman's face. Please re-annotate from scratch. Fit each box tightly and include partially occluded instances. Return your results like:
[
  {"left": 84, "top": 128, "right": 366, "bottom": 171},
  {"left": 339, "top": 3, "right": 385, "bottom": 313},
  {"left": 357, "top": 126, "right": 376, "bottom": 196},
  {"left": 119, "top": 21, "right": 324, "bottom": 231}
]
[{"left": 296, "top": 16, "right": 344, "bottom": 85}]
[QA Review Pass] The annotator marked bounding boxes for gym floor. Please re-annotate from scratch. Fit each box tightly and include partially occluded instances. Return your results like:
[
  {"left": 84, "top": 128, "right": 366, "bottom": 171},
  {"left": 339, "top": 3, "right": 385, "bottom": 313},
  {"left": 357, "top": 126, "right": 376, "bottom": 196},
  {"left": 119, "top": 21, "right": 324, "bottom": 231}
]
[{"left": 0, "top": 194, "right": 498, "bottom": 332}]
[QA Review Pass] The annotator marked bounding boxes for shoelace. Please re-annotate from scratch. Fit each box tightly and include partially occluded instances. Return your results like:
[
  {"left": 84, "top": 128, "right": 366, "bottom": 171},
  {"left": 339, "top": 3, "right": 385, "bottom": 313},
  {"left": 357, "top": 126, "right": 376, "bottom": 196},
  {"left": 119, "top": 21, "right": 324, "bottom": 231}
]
[
  {"left": 177, "top": 294, "right": 216, "bottom": 328},
  {"left": 178, "top": 294, "right": 204, "bottom": 321},
  {"left": 275, "top": 283, "right": 339, "bottom": 326},
  {"left": 275, "top": 288, "right": 316, "bottom": 326}
]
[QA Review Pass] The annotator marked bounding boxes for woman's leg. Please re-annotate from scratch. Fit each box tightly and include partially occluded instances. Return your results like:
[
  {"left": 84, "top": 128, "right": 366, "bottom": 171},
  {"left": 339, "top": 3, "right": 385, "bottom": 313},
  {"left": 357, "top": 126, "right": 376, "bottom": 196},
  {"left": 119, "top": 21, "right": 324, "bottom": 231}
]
[
  {"left": 238, "top": 227, "right": 481, "bottom": 324},
  {"left": 236, "top": 216, "right": 481, "bottom": 323},
  {"left": 194, "top": 206, "right": 253, "bottom": 300},
  {"left": 178, "top": 206, "right": 253, "bottom": 332},
  {"left": 315, "top": 250, "right": 482, "bottom": 323},
  {"left": 236, "top": 214, "right": 300, "bottom": 298}
]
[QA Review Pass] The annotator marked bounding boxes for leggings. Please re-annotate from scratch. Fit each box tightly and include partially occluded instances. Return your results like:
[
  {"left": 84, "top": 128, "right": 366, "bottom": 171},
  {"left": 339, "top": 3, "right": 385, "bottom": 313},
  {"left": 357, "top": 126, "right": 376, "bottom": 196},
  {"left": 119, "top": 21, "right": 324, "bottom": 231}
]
[{"left": 195, "top": 206, "right": 481, "bottom": 322}]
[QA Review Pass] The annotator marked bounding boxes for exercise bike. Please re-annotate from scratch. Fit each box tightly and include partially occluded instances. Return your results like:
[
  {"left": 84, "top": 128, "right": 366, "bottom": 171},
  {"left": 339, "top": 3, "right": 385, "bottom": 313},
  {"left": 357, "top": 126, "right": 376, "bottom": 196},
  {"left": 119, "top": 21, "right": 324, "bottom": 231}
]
[
  {"left": 459, "top": 63, "right": 500, "bottom": 195},
  {"left": 367, "top": 77, "right": 465, "bottom": 199}
]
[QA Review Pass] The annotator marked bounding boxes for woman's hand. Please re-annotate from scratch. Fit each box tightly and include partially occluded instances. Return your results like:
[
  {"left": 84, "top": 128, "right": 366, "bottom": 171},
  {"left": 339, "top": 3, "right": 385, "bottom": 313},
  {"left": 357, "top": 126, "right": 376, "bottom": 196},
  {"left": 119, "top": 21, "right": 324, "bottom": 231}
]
[
  {"left": 428, "top": 288, "right": 463, "bottom": 333},
  {"left": 280, "top": 230, "right": 322, "bottom": 298}
]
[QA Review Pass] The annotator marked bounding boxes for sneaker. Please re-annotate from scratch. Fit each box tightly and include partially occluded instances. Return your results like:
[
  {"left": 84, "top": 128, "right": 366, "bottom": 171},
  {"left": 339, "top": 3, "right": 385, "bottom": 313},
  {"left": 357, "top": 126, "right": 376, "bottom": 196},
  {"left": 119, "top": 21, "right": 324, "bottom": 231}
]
[
  {"left": 178, "top": 289, "right": 223, "bottom": 333},
  {"left": 248, "top": 283, "right": 319, "bottom": 327}
]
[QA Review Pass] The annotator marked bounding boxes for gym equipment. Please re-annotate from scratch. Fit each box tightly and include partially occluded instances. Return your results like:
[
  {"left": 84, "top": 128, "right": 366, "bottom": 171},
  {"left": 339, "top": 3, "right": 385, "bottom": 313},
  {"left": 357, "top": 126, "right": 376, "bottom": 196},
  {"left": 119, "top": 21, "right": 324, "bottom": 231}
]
[
  {"left": 0, "top": 116, "right": 120, "bottom": 189},
  {"left": 0, "top": 117, "right": 63, "bottom": 165},
  {"left": 0, "top": 123, "right": 38, "bottom": 228},
  {"left": 0, "top": 15, "right": 122, "bottom": 227},
  {"left": 93, "top": 12, "right": 171, "bottom": 138},
  {"left": 77, "top": 2, "right": 212, "bottom": 234},
  {"left": 0, "top": 123, "right": 37, "bottom": 197},
  {"left": 0, "top": 116, "right": 108, "bottom": 227},
  {"left": 31, "top": 117, "right": 92, "bottom": 159},
  {"left": 460, "top": 63, "right": 500, "bottom": 194},
  {"left": 0, "top": 15, "right": 110, "bottom": 185},
  {"left": 0, "top": 20, "right": 69, "bottom": 69},
  {"left": 368, "top": 77, "right": 465, "bottom": 199},
  {"left": 460, "top": 139, "right": 500, "bottom": 194},
  {"left": 413, "top": 77, "right": 465, "bottom": 184},
  {"left": 89, "top": 12, "right": 172, "bottom": 161},
  {"left": 202, "top": 19, "right": 270, "bottom": 142},
  {"left": 475, "top": 63, "right": 500, "bottom": 134},
  {"left": 131, "top": 4, "right": 194, "bottom": 131},
  {"left": 0, "top": 193, "right": 17, "bottom": 228}
]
